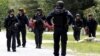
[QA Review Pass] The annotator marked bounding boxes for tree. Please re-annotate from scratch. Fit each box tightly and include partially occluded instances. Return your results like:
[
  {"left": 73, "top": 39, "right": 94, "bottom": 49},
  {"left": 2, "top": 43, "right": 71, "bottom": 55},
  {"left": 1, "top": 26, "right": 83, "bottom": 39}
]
[
  {"left": 8, "top": 0, "right": 96, "bottom": 17},
  {"left": 0, "top": 0, "right": 8, "bottom": 29},
  {"left": 44, "top": 0, "right": 96, "bottom": 16},
  {"left": 18, "top": 0, "right": 39, "bottom": 17},
  {"left": 84, "top": 0, "right": 100, "bottom": 24}
]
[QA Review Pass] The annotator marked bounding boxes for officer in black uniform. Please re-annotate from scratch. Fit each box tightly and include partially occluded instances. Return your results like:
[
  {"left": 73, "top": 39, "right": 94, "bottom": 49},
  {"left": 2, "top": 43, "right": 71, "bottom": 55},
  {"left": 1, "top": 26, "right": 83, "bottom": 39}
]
[
  {"left": 46, "top": 1, "right": 74, "bottom": 56},
  {"left": 32, "top": 8, "right": 46, "bottom": 49},
  {"left": 4, "top": 9, "right": 19, "bottom": 52},
  {"left": 16, "top": 8, "right": 29, "bottom": 47},
  {"left": 73, "top": 14, "right": 83, "bottom": 41},
  {"left": 86, "top": 14, "right": 98, "bottom": 38}
]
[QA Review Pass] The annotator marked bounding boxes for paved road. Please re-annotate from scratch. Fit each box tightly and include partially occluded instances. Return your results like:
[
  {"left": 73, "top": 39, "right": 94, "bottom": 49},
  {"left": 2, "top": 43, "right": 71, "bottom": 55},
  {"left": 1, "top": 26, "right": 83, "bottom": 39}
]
[{"left": 0, "top": 31, "right": 75, "bottom": 56}]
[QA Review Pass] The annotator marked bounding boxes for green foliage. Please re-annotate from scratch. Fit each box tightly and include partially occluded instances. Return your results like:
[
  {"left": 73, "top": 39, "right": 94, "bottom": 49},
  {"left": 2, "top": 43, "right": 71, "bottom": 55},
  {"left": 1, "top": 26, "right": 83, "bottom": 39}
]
[
  {"left": 0, "top": 0, "right": 8, "bottom": 28},
  {"left": 37, "top": 0, "right": 54, "bottom": 15},
  {"left": 84, "top": 0, "right": 100, "bottom": 24},
  {"left": 40, "top": 0, "right": 95, "bottom": 16},
  {"left": 8, "top": 0, "right": 96, "bottom": 16},
  {"left": 0, "top": 0, "right": 97, "bottom": 28},
  {"left": 63, "top": 0, "right": 95, "bottom": 17},
  {"left": 17, "top": 0, "right": 39, "bottom": 17}
]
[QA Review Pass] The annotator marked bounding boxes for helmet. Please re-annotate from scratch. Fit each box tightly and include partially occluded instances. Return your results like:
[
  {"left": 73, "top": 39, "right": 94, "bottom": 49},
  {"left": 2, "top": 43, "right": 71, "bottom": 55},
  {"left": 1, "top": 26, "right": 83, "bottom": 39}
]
[
  {"left": 56, "top": 0, "right": 64, "bottom": 8},
  {"left": 36, "top": 8, "right": 43, "bottom": 14},
  {"left": 36, "top": 8, "right": 42, "bottom": 12},
  {"left": 76, "top": 14, "right": 80, "bottom": 17}
]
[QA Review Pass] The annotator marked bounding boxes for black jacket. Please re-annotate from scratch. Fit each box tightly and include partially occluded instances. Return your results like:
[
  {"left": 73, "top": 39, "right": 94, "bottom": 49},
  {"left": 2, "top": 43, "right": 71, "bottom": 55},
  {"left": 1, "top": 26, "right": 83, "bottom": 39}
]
[
  {"left": 4, "top": 15, "right": 19, "bottom": 32},
  {"left": 46, "top": 8, "right": 74, "bottom": 28},
  {"left": 17, "top": 14, "right": 29, "bottom": 28},
  {"left": 86, "top": 19, "right": 98, "bottom": 31},
  {"left": 33, "top": 14, "right": 46, "bottom": 29},
  {"left": 73, "top": 19, "right": 83, "bottom": 31}
]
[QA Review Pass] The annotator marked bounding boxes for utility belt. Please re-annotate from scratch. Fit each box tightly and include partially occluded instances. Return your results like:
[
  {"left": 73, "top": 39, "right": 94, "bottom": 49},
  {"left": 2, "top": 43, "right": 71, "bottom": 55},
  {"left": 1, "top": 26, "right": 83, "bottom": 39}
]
[{"left": 73, "top": 26, "right": 81, "bottom": 31}]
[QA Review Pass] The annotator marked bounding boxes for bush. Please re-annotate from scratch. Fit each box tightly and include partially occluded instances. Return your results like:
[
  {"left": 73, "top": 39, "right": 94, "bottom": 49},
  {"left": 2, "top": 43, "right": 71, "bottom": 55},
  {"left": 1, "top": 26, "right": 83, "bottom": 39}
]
[{"left": 0, "top": 0, "right": 8, "bottom": 28}]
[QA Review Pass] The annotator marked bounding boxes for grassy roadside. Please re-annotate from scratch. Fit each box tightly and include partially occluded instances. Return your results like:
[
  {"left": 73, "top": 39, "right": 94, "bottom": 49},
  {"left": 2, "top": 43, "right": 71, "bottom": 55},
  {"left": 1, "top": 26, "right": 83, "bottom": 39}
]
[
  {"left": 42, "top": 41, "right": 100, "bottom": 55},
  {"left": 97, "top": 25, "right": 100, "bottom": 32},
  {"left": 27, "top": 31, "right": 100, "bottom": 54},
  {"left": 42, "top": 43, "right": 100, "bottom": 56}
]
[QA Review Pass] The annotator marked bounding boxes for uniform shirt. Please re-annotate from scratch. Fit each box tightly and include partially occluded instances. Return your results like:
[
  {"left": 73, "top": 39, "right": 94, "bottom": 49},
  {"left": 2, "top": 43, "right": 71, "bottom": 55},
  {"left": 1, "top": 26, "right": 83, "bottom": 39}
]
[
  {"left": 73, "top": 19, "right": 83, "bottom": 31},
  {"left": 33, "top": 14, "right": 46, "bottom": 29},
  {"left": 46, "top": 8, "right": 74, "bottom": 28},
  {"left": 17, "top": 14, "right": 29, "bottom": 28},
  {"left": 73, "top": 19, "right": 83, "bottom": 28},
  {"left": 4, "top": 15, "right": 19, "bottom": 31}
]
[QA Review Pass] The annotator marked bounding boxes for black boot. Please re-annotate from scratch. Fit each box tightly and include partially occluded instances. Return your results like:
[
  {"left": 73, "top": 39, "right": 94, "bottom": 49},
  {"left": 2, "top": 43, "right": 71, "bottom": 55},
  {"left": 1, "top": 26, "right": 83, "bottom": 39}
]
[
  {"left": 36, "top": 44, "right": 39, "bottom": 48},
  {"left": 61, "top": 55, "right": 65, "bottom": 56},
  {"left": 54, "top": 55, "right": 59, "bottom": 56},
  {"left": 7, "top": 48, "right": 10, "bottom": 52},
  {"left": 13, "top": 49, "right": 16, "bottom": 52},
  {"left": 36, "top": 46, "right": 38, "bottom": 48},
  {"left": 38, "top": 44, "right": 41, "bottom": 49},
  {"left": 22, "top": 44, "right": 26, "bottom": 48}
]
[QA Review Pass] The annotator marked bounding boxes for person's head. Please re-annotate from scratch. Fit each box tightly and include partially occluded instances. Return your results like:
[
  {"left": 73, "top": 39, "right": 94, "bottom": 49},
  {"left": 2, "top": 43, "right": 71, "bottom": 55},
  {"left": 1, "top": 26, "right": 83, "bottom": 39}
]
[
  {"left": 18, "top": 8, "right": 25, "bottom": 16},
  {"left": 36, "top": 8, "right": 43, "bottom": 15},
  {"left": 88, "top": 14, "right": 93, "bottom": 20},
  {"left": 8, "top": 9, "right": 14, "bottom": 17},
  {"left": 76, "top": 14, "right": 81, "bottom": 19},
  {"left": 56, "top": 0, "right": 64, "bottom": 9}
]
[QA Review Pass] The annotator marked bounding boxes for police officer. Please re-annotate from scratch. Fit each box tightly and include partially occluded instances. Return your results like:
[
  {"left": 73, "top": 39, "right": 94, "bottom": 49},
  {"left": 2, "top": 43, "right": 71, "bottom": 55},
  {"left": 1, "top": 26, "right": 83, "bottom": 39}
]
[
  {"left": 73, "top": 14, "right": 83, "bottom": 41},
  {"left": 32, "top": 8, "right": 46, "bottom": 49},
  {"left": 46, "top": 1, "right": 73, "bottom": 56},
  {"left": 86, "top": 14, "right": 98, "bottom": 38},
  {"left": 16, "top": 8, "right": 29, "bottom": 47},
  {"left": 4, "top": 9, "right": 19, "bottom": 52}
]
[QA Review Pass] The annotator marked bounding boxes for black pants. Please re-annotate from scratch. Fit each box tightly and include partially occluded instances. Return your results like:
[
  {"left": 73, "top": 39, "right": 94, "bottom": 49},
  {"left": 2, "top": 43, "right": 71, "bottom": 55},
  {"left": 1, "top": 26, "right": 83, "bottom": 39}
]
[
  {"left": 34, "top": 28, "right": 43, "bottom": 47},
  {"left": 17, "top": 28, "right": 26, "bottom": 47},
  {"left": 6, "top": 30, "right": 16, "bottom": 51},
  {"left": 73, "top": 29, "right": 81, "bottom": 41},
  {"left": 88, "top": 29, "right": 96, "bottom": 37},
  {"left": 54, "top": 27, "right": 67, "bottom": 56}
]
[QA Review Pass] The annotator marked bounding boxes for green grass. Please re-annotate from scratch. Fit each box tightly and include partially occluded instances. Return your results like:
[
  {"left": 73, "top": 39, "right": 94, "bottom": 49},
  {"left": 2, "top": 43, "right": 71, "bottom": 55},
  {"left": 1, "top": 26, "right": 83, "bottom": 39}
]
[
  {"left": 27, "top": 32, "right": 100, "bottom": 54},
  {"left": 68, "top": 42, "right": 100, "bottom": 53},
  {"left": 42, "top": 41, "right": 100, "bottom": 54},
  {"left": 27, "top": 32, "right": 34, "bottom": 39},
  {"left": 42, "top": 42, "right": 100, "bottom": 56},
  {"left": 27, "top": 32, "right": 53, "bottom": 40},
  {"left": 27, "top": 31, "right": 100, "bottom": 40},
  {"left": 26, "top": 26, "right": 100, "bottom": 54},
  {"left": 97, "top": 25, "right": 100, "bottom": 32},
  {"left": 27, "top": 31, "right": 86, "bottom": 40}
]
